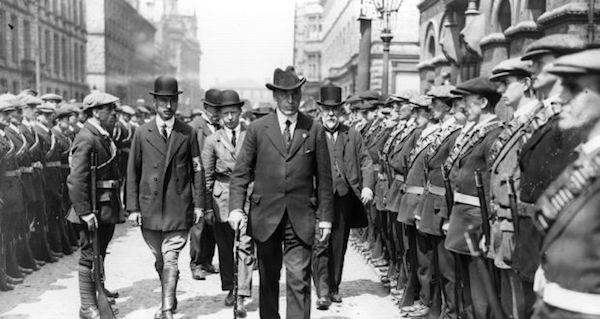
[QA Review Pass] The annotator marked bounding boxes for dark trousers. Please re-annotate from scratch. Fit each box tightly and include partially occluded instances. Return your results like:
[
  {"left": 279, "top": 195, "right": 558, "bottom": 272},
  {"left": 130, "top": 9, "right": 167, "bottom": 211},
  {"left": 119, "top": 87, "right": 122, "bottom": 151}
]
[
  {"left": 77, "top": 223, "right": 115, "bottom": 268},
  {"left": 213, "top": 221, "right": 234, "bottom": 291},
  {"left": 456, "top": 253, "right": 490, "bottom": 319},
  {"left": 312, "top": 193, "right": 353, "bottom": 297},
  {"left": 415, "top": 231, "right": 433, "bottom": 305},
  {"left": 189, "top": 222, "right": 216, "bottom": 269},
  {"left": 257, "top": 213, "right": 312, "bottom": 319},
  {"left": 434, "top": 235, "right": 458, "bottom": 318}
]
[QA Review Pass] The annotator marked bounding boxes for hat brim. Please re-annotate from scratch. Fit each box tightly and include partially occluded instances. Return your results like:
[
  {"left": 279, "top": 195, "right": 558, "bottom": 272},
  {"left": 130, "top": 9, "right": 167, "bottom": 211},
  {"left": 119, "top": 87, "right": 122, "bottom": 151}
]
[
  {"left": 218, "top": 101, "right": 245, "bottom": 108},
  {"left": 265, "top": 78, "right": 306, "bottom": 91},
  {"left": 521, "top": 49, "right": 553, "bottom": 61},
  {"left": 546, "top": 64, "right": 589, "bottom": 75},
  {"left": 316, "top": 101, "right": 345, "bottom": 107},
  {"left": 149, "top": 91, "right": 184, "bottom": 96}
]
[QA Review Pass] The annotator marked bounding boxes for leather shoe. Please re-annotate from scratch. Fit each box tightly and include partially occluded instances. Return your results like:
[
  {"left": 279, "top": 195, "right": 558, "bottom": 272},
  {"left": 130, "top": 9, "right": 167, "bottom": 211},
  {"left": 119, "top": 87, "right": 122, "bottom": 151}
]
[
  {"left": 45, "top": 256, "right": 59, "bottom": 263},
  {"left": 331, "top": 292, "right": 342, "bottom": 303},
  {"left": 224, "top": 290, "right": 235, "bottom": 306},
  {"left": 191, "top": 268, "right": 206, "bottom": 280},
  {"left": 0, "top": 281, "right": 15, "bottom": 291},
  {"left": 7, "top": 275, "right": 24, "bottom": 285},
  {"left": 35, "top": 259, "right": 46, "bottom": 267},
  {"left": 79, "top": 305, "right": 100, "bottom": 319},
  {"left": 104, "top": 287, "right": 119, "bottom": 298},
  {"left": 235, "top": 297, "right": 247, "bottom": 318},
  {"left": 50, "top": 250, "right": 64, "bottom": 258},
  {"left": 316, "top": 296, "right": 331, "bottom": 310},
  {"left": 18, "top": 266, "right": 33, "bottom": 275},
  {"left": 201, "top": 263, "right": 219, "bottom": 274}
]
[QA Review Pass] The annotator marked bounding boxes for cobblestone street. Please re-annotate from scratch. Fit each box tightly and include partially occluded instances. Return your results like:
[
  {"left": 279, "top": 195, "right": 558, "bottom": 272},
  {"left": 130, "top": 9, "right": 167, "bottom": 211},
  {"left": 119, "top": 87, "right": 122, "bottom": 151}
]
[{"left": 0, "top": 225, "right": 400, "bottom": 319}]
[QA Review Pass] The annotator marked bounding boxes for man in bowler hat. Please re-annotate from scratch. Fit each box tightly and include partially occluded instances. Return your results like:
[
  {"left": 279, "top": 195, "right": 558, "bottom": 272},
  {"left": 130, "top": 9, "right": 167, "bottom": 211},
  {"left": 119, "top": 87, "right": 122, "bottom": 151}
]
[
  {"left": 127, "top": 76, "right": 205, "bottom": 319},
  {"left": 228, "top": 66, "right": 334, "bottom": 319},
  {"left": 312, "top": 85, "right": 374, "bottom": 310}
]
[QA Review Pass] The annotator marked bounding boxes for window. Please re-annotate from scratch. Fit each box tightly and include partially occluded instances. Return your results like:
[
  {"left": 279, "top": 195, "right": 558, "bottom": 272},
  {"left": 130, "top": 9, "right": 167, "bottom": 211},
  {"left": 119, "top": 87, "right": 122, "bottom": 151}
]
[
  {"left": 0, "top": 79, "right": 7, "bottom": 93},
  {"left": 0, "top": 10, "right": 5, "bottom": 58},
  {"left": 12, "top": 81, "right": 19, "bottom": 93},
  {"left": 24, "top": 21, "right": 31, "bottom": 60},
  {"left": 11, "top": 15, "right": 18, "bottom": 62},
  {"left": 62, "top": 37, "right": 67, "bottom": 78},
  {"left": 73, "top": 43, "right": 79, "bottom": 81},
  {"left": 498, "top": 0, "right": 511, "bottom": 32},
  {"left": 45, "top": 30, "right": 51, "bottom": 69},
  {"left": 54, "top": 34, "right": 59, "bottom": 75},
  {"left": 80, "top": 44, "right": 85, "bottom": 80}
]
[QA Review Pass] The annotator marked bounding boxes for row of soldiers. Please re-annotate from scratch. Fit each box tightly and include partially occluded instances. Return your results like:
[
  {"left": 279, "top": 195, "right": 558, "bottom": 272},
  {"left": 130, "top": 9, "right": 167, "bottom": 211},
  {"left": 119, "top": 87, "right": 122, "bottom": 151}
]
[{"left": 341, "top": 34, "right": 600, "bottom": 319}]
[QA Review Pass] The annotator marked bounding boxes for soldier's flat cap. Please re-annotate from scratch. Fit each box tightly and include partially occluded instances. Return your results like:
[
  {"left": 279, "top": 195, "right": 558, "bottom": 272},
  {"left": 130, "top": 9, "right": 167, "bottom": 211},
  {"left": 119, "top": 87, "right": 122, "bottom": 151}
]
[
  {"left": 55, "top": 105, "right": 75, "bottom": 118},
  {"left": 451, "top": 76, "right": 500, "bottom": 98},
  {"left": 408, "top": 95, "right": 432, "bottom": 108},
  {"left": 358, "top": 90, "right": 381, "bottom": 101},
  {"left": 358, "top": 100, "right": 378, "bottom": 110},
  {"left": 385, "top": 94, "right": 410, "bottom": 105},
  {"left": 489, "top": 57, "right": 533, "bottom": 81},
  {"left": 0, "top": 94, "right": 20, "bottom": 112},
  {"left": 427, "top": 85, "right": 458, "bottom": 99},
  {"left": 345, "top": 95, "right": 361, "bottom": 104},
  {"left": 36, "top": 103, "right": 57, "bottom": 114},
  {"left": 82, "top": 92, "right": 119, "bottom": 111},
  {"left": 137, "top": 106, "right": 150, "bottom": 114},
  {"left": 118, "top": 105, "right": 136, "bottom": 115},
  {"left": 19, "top": 94, "right": 44, "bottom": 106},
  {"left": 40, "top": 93, "right": 63, "bottom": 101},
  {"left": 546, "top": 49, "right": 600, "bottom": 75},
  {"left": 521, "top": 34, "right": 586, "bottom": 61}
]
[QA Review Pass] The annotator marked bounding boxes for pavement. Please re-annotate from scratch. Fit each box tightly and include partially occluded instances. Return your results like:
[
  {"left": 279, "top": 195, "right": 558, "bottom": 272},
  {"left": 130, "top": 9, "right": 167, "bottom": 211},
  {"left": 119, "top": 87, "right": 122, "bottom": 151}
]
[{"left": 0, "top": 224, "right": 400, "bottom": 318}]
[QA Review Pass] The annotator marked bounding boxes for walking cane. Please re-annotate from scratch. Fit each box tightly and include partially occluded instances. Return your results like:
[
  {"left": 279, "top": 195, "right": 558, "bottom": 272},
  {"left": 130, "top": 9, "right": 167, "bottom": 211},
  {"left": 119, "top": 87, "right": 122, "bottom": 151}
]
[{"left": 233, "top": 227, "right": 241, "bottom": 319}]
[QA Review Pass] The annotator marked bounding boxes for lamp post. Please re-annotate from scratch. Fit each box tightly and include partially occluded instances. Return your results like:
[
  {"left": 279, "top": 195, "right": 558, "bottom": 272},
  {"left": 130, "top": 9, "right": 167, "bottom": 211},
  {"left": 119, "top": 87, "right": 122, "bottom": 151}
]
[{"left": 373, "top": 0, "right": 403, "bottom": 96}]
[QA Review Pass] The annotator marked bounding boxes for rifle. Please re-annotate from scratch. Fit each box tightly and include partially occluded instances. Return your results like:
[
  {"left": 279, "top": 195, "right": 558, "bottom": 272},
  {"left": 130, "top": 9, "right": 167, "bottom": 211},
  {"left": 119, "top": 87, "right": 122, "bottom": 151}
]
[
  {"left": 464, "top": 225, "right": 508, "bottom": 319},
  {"left": 441, "top": 165, "right": 453, "bottom": 213},
  {"left": 378, "top": 151, "right": 392, "bottom": 188},
  {"left": 90, "top": 151, "right": 116, "bottom": 319},
  {"left": 507, "top": 177, "right": 519, "bottom": 237},
  {"left": 233, "top": 229, "right": 241, "bottom": 319},
  {"left": 474, "top": 170, "right": 500, "bottom": 294}
]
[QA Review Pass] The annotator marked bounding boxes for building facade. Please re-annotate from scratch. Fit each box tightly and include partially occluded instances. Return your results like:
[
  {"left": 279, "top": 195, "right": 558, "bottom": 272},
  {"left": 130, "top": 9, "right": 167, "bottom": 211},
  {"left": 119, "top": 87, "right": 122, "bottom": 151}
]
[
  {"left": 293, "top": 0, "right": 421, "bottom": 99},
  {"left": 0, "top": 0, "right": 88, "bottom": 100},
  {"left": 417, "top": 0, "right": 600, "bottom": 92}
]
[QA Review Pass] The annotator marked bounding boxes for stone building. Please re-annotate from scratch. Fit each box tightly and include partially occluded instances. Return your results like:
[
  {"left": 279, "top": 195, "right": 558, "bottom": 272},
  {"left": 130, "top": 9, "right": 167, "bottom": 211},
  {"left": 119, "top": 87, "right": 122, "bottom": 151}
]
[
  {"left": 293, "top": 0, "right": 421, "bottom": 99},
  {"left": 0, "top": 0, "right": 88, "bottom": 100},
  {"left": 417, "top": 0, "right": 600, "bottom": 92}
]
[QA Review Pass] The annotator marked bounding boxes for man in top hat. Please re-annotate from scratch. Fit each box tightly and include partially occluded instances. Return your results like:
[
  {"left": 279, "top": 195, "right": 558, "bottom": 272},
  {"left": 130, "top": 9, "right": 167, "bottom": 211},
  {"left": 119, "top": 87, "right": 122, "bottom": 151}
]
[
  {"left": 487, "top": 57, "right": 542, "bottom": 318},
  {"left": 66, "top": 91, "right": 122, "bottom": 319},
  {"left": 189, "top": 88, "right": 222, "bottom": 281},
  {"left": 530, "top": 48, "right": 600, "bottom": 319},
  {"left": 127, "top": 76, "right": 205, "bottom": 319},
  {"left": 442, "top": 77, "right": 503, "bottom": 319},
  {"left": 311, "top": 85, "right": 374, "bottom": 310},
  {"left": 201, "top": 89, "right": 255, "bottom": 317},
  {"left": 228, "top": 66, "right": 334, "bottom": 319},
  {"left": 514, "top": 35, "right": 587, "bottom": 299}
]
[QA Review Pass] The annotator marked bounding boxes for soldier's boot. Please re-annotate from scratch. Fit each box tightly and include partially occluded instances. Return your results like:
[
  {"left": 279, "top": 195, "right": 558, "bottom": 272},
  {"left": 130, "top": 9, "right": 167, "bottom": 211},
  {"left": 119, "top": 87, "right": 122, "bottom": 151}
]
[
  {"left": 17, "top": 234, "right": 39, "bottom": 271},
  {"left": 0, "top": 249, "right": 15, "bottom": 291},
  {"left": 6, "top": 240, "right": 24, "bottom": 279},
  {"left": 59, "top": 220, "right": 74, "bottom": 255},
  {"left": 78, "top": 264, "right": 100, "bottom": 319},
  {"left": 159, "top": 267, "right": 178, "bottom": 319}
]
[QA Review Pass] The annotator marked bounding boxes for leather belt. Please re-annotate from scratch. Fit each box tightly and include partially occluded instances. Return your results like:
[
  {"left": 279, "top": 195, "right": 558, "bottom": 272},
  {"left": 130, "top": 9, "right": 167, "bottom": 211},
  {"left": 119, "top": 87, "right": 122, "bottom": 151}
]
[
  {"left": 404, "top": 185, "right": 425, "bottom": 195},
  {"left": 46, "top": 161, "right": 62, "bottom": 168},
  {"left": 535, "top": 268, "right": 600, "bottom": 315},
  {"left": 96, "top": 180, "right": 119, "bottom": 189},
  {"left": 453, "top": 191, "right": 480, "bottom": 207},
  {"left": 4, "top": 169, "right": 21, "bottom": 177},
  {"left": 32, "top": 161, "right": 43, "bottom": 169},
  {"left": 20, "top": 166, "right": 34, "bottom": 173},
  {"left": 426, "top": 183, "right": 445, "bottom": 196},
  {"left": 394, "top": 174, "right": 405, "bottom": 182}
]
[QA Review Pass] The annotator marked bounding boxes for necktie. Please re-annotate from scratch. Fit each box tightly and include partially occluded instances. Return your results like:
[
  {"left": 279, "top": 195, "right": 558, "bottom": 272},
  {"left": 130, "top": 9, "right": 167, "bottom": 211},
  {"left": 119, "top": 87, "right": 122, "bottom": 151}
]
[
  {"left": 161, "top": 124, "right": 168, "bottom": 140},
  {"left": 284, "top": 120, "right": 292, "bottom": 151},
  {"left": 231, "top": 129, "right": 237, "bottom": 148}
]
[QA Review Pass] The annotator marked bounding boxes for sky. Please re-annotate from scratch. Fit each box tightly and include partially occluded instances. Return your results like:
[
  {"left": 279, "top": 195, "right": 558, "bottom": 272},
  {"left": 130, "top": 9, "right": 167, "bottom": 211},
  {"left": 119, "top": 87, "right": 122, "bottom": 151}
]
[{"left": 180, "top": 0, "right": 296, "bottom": 90}]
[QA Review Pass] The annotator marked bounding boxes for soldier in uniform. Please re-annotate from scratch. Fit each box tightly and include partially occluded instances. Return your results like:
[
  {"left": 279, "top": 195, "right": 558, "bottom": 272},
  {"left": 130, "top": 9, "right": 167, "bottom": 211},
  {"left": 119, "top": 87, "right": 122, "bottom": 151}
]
[
  {"left": 311, "top": 85, "right": 374, "bottom": 310},
  {"left": 40, "top": 93, "right": 63, "bottom": 109},
  {"left": 531, "top": 48, "right": 600, "bottom": 319},
  {"left": 67, "top": 92, "right": 122, "bottom": 319},
  {"left": 487, "top": 57, "right": 543, "bottom": 318},
  {"left": 189, "top": 88, "right": 221, "bottom": 280},
  {"left": 442, "top": 77, "right": 503, "bottom": 319}
]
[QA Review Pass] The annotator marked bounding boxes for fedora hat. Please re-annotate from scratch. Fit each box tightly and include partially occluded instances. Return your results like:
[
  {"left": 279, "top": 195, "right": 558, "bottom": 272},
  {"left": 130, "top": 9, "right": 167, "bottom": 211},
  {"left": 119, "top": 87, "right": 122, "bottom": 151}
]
[
  {"left": 265, "top": 66, "right": 306, "bottom": 91},
  {"left": 316, "top": 85, "right": 345, "bottom": 107},
  {"left": 218, "top": 90, "right": 245, "bottom": 108},
  {"left": 203, "top": 88, "right": 221, "bottom": 107},
  {"left": 149, "top": 76, "right": 183, "bottom": 96}
]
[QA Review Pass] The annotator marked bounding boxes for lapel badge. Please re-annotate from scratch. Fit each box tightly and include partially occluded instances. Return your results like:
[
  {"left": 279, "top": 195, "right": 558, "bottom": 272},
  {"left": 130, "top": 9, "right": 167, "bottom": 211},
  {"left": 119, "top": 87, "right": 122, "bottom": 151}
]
[{"left": 302, "top": 133, "right": 308, "bottom": 139}]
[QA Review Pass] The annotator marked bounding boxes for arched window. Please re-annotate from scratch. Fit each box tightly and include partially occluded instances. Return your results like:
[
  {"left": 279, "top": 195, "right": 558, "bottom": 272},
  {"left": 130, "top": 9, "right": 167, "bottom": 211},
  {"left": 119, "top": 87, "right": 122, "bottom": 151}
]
[
  {"left": 498, "top": 0, "right": 511, "bottom": 32},
  {"left": 424, "top": 22, "right": 436, "bottom": 59},
  {"left": 428, "top": 36, "right": 436, "bottom": 58}
]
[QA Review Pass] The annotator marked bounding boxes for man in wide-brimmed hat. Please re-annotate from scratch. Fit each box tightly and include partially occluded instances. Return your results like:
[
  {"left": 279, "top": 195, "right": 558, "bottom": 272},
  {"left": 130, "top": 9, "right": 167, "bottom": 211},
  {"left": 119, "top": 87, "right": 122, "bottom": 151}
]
[
  {"left": 311, "top": 85, "right": 374, "bottom": 310},
  {"left": 228, "top": 66, "right": 334, "bottom": 319},
  {"left": 126, "top": 76, "right": 205, "bottom": 319}
]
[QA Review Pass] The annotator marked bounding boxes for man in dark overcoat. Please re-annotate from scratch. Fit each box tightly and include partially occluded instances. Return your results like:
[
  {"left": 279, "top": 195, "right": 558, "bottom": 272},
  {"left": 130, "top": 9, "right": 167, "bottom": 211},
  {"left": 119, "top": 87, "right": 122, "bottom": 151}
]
[
  {"left": 228, "top": 66, "right": 334, "bottom": 319},
  {"left": 126, "top": 76, "right": 205, "bottom": 319}
]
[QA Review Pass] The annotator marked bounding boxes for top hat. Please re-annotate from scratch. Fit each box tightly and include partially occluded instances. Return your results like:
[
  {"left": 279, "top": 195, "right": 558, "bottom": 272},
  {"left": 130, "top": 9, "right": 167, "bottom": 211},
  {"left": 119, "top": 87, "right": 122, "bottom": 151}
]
[
  {"left": 317, "top": 85, "right": 345, "bottom": 107},
  {"left": 149, "top": 76, "right": 183, "bottom": 96},
  {"left": 203, "top": 89, "right": 221, "bottom": 107},
  {"left": 218, "top": 90, "right": 245, "bottom": 107},
  {"left": 265, "top": 66, "right": 306, "bottom": 91}
]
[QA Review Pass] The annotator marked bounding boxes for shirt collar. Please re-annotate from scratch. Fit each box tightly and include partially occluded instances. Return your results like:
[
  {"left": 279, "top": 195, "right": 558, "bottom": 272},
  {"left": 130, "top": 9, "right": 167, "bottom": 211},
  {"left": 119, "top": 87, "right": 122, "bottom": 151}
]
[
  {"left": 276, "top": 109, "right": 298, "bottom": 126},
  {"left": 421, "top": 122, "right": 440, "bottom": 137},
  {"left": 581, "top": 134, "right": 600, "bottom": 155},
  {"left": 225, "top": 123, "right": 241, "bottom": 134},
  {"left": 441, "top": 116, "right": 457, "bottom": 129},
  {"left": 155, "top": 116, "right": 175, "bottom": 129},
  {"left": 474, "top": 114, "right": 498, "bottom": 130},
  {"left": 87, "top": 118, "right": 110, "bottom": 137},
  {"left": 513, "top": 99, "right": 540, "bottom": 119}
]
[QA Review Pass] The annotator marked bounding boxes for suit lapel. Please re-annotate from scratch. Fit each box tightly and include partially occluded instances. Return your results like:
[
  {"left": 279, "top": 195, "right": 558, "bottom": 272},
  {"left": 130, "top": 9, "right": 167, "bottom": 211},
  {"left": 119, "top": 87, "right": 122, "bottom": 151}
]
[
  {"left": 145, "top": 120, "right": 167, "bottom": 155},
  {"left": 264, "top": 113, "right": 287, "bottom": 158},
  {"left": 287, "top": 113, "right": 311, "bottom": 160},
  {"left": 84, "top": 122, "right": 111, "bottom": 155},
  {"left": 164, "top": 120, "right": 186, "bottom": 169},
  {"left": 235, "top": 127, "right": 246, "bottom": 157},
  {"left": 218, "top": 129, "right": 236, "bottom": 154}
]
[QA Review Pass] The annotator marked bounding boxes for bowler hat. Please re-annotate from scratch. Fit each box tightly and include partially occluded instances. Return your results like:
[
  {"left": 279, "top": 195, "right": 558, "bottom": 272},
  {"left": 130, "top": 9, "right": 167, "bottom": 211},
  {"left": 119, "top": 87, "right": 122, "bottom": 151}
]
[
  {"left": 203, "top": 89, "right": 221, "bottom": 107},
  {"left": 316, "top": 85, "right": 345, "bottom": 107},
  {"left": 265, "top": 66, "right": 306, "bottom": 91},
  {"left": 149, "top": 76, "right": 183, "bottom": 96},
  {"left": 218, "top": 90, "right": 245, "bottom": 107}
]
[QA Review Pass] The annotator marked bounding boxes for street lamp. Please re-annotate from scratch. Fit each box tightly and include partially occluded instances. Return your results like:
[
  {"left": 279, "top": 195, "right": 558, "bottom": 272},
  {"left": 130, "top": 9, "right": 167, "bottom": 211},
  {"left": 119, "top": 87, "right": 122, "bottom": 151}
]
[{"left": 373, "top": 0, "right": 403, "bottom": 96}]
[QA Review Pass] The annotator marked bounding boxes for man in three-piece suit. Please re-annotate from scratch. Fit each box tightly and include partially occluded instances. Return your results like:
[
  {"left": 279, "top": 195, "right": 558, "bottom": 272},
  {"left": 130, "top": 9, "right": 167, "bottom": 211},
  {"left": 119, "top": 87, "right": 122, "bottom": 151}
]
[
  {"left": 188, "top": 89, "right": 221, "bottom": 280},
  {"left": 311, "top": 85, "right": 374, "bottom": 310},
  {"left": 126, "top": 76, "right": 205, "bottom": 319},
  {"left": 228, "top": 66, "right": 334, "bottom": 319}
]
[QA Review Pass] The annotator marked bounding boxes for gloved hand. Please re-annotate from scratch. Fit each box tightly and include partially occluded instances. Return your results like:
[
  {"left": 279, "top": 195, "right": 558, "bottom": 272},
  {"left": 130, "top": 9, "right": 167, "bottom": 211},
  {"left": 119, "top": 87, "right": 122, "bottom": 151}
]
[
  {"left": 81, "top": 213, "right": 98, "bottom": 231},
  {"left": 360, "top": 187, "right": 374, "bottom": 204}
]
